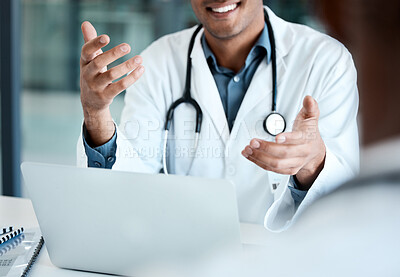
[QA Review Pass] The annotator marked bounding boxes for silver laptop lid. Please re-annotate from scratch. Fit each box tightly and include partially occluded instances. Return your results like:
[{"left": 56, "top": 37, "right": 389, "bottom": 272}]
[{"left": 21, "top": 162, "right": 241, "bottom": 276}]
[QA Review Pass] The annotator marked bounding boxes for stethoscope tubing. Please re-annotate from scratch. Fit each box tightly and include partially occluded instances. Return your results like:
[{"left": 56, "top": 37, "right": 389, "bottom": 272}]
[{"left": 162, "top": 9, "right": 284, "bottom": 174}]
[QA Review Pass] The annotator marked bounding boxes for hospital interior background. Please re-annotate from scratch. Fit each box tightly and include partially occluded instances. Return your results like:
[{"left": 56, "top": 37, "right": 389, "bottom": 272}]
[{"left": 0, "top": 0, "right": 330, "bottom": 195}]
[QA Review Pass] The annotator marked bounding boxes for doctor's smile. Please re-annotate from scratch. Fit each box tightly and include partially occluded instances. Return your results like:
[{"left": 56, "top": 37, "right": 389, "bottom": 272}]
[{"left": 205, "top": 1, "right": 241, "bottom": 18}]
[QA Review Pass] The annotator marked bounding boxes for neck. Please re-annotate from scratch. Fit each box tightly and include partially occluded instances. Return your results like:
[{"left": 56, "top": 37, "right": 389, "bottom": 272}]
[{"left": 203, "top": 12, "right": 265, "bottom": 73}]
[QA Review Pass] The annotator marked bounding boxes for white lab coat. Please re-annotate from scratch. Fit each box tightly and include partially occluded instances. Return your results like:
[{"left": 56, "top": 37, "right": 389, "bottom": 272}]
[{"left": 77, "top": 7, "right": 360, "bottom": 232}]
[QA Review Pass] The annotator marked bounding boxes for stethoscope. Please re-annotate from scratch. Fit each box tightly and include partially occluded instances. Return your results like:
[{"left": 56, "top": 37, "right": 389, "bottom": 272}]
[{"left": 162, "top": 10, "right": 286, "bottom": 175}]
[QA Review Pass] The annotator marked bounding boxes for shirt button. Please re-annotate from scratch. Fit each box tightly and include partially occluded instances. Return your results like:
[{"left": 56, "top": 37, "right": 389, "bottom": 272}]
[
  {"left": 94, "top": 161, "right": 102, "bottom": 167},
  {"left": 233, "top": 76, "right": 240, "bottom": 83},
  {"left": 227, "top": 165, "right": 236, "bottom": 175},
  {"left": 107, "top": 156, "right": 115, "bottom": 163}
]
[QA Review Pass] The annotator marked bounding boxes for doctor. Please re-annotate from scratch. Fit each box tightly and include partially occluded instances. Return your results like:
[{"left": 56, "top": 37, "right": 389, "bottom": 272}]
[{"left": 77, "top": 1, "right": 359, "bottom": 231}]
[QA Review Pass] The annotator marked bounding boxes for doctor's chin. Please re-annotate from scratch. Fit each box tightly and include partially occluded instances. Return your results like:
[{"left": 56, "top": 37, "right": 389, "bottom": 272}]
[{"left": 2, "top": 0, "right": 399, "bottom": 277}]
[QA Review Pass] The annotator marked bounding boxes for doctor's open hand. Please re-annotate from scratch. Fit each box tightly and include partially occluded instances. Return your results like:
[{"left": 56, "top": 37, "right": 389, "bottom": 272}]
[
  {"left": 80, "top": 21, "right": 145, "bottom": 146},
  {"left": 242, "top": 96, "right": 326, "bottom": 190}
]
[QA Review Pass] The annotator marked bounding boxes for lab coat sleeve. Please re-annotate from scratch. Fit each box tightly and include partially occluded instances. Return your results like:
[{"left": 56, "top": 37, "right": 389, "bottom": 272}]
[{"left": 264, "top": 43, "right": 360, "bottom": 232}]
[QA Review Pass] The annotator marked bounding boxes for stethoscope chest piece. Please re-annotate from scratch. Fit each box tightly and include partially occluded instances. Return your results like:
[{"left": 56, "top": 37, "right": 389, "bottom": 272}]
[{"left": 263, "top": 112, "right": 286, "bottom": 136}]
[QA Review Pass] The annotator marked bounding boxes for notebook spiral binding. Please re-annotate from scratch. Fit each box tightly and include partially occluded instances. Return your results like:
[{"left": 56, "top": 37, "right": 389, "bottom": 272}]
[
  {"left": 0, "top": 234, "right": 25, "bottom": 256},
  {"left": 0, "top": 227, "right": 24, "bottom": 244},
  {"left": 21, "top": 236, "right": 44, "bottom": 277}
]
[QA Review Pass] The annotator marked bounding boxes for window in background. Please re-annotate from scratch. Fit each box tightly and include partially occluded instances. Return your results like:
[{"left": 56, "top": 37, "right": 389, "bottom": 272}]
[
  {"left": 21, "top": 0, "right": 318, "bottom": 195},
  {"left": 267, "top": 0, "right": 323, "bottom": 30},
  {"left": 21, "top": 0, "right": 196, "bottom": 171}
]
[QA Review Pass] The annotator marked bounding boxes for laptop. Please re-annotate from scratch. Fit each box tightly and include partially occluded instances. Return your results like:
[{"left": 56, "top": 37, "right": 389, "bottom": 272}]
[{"left": 21, "top": 162, "right": 242, "bottom": 276}]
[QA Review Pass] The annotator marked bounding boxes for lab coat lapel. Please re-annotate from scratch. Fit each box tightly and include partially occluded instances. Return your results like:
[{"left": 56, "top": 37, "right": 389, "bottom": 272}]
[
  {"left": 230, "top": 7, "right": 294, "bottom": 138},
  {"left": 191, "top": 31, "right": 230, "bottom": 145},
  {"left": 231, "top": 55, "right": 287, "bottom": 137}
]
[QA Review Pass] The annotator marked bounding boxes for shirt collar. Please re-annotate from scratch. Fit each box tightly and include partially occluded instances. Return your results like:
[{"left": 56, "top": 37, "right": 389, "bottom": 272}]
[{"left": 201, "top": 22, "right": 272, "bottom": 73}]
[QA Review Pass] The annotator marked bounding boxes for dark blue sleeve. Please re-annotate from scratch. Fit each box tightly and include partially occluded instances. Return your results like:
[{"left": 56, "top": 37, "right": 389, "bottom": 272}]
[
  {"left": 82, "top": 124, "right": 117, "bottom": 169},
  {"left": 288, "top": 176, "right": 308, "bottom": 208}
]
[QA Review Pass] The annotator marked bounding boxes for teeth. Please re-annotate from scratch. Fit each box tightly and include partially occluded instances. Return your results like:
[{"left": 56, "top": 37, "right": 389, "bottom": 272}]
[{"left": 211, "top": 3, "right": 237, "bottom": 13}]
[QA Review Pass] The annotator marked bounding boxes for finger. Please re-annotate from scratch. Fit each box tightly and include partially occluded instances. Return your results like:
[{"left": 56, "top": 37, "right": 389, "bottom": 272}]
[
  {"left": 247, "top": 142, "right": 309, "bottom": 160},
  {"left": 275, "top": 131, "right": 306, "bottom": 145},
  {"left": 243, "top": 144, "right": 305, "bottom": 167},
  {"left": 105, "top": 65, "right": 145, "bottom": 98},
  {"left": 278, "top": 123, "right": 320, "bottom": 144},
  {"left": 248, "top": 137, "right": 307, "bottom": 152},
  {"left": 245, "top": 154, "right": 301, "bottom": 176},
  {"left": 81, "top": 21, "right": 98, "bottom": 43},
  {"left": 292, "top": 96, "right": 320, "bottom": 131},
  {"left": 246, "top": 138, "right": 309, "bottom": 158},
  {"left": 96, "top": 56, "right": 142, "bottom": 86},
  {"left": 301, "top": 96, "right": 320, "bottom": 120},
  {"left": 81, "top": 35, "right": 110, "bottom": 64},
  {"left": 87, "top": 43, "right": 131, "bottom": 76},
  {"left": 250, "top": 147, "right": 303, "bottom": 168}
]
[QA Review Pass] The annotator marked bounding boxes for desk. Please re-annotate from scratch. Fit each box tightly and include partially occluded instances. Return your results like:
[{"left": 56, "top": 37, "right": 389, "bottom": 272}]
[{"left": 0, "top": 196, "right": 275, "bottom": 277}]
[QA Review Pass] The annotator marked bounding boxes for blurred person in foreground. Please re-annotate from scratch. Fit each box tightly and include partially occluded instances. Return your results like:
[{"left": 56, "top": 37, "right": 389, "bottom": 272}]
[{"left": 238, "top": 1, "right": 400, "bottom": 276}]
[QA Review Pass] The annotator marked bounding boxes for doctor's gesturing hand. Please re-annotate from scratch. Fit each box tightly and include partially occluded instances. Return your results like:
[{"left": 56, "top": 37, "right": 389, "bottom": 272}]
[
  {"left": 242, "top": 96, "right": 326, "bottom": 190},
  {"left": 80, "top": 21, "right": 145, "bottom": 146}
]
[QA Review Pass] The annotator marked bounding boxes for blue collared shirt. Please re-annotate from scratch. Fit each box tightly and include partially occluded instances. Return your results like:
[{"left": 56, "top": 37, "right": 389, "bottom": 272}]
[
  {"left": 82, "top": 124, "right": 117, "bottom": 169},
  {"left": 201, "top": 24, "right": 271, "bottom": 131},
  {"left": 83, "top": 24, "right": 308, "bottom": 204}
]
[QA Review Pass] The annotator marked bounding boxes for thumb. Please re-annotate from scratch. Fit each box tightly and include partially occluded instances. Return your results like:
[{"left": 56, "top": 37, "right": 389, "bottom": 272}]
[
  {"left": 81, "top": 21, "right": 97, "bottom": 43},
  {"left": 301, "top": 96, "right": 320, "bottom": 120}
]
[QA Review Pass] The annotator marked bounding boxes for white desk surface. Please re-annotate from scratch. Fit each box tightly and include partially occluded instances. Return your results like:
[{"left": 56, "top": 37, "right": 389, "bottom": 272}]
[{"left": 0, "top": 195, "right": 276, "bottom": 276}]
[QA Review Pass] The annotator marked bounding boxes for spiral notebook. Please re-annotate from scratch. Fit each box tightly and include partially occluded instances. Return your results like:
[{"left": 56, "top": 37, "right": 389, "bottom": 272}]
[{"left": 0, "top": 228, "right": 44, "bottom": 277}]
